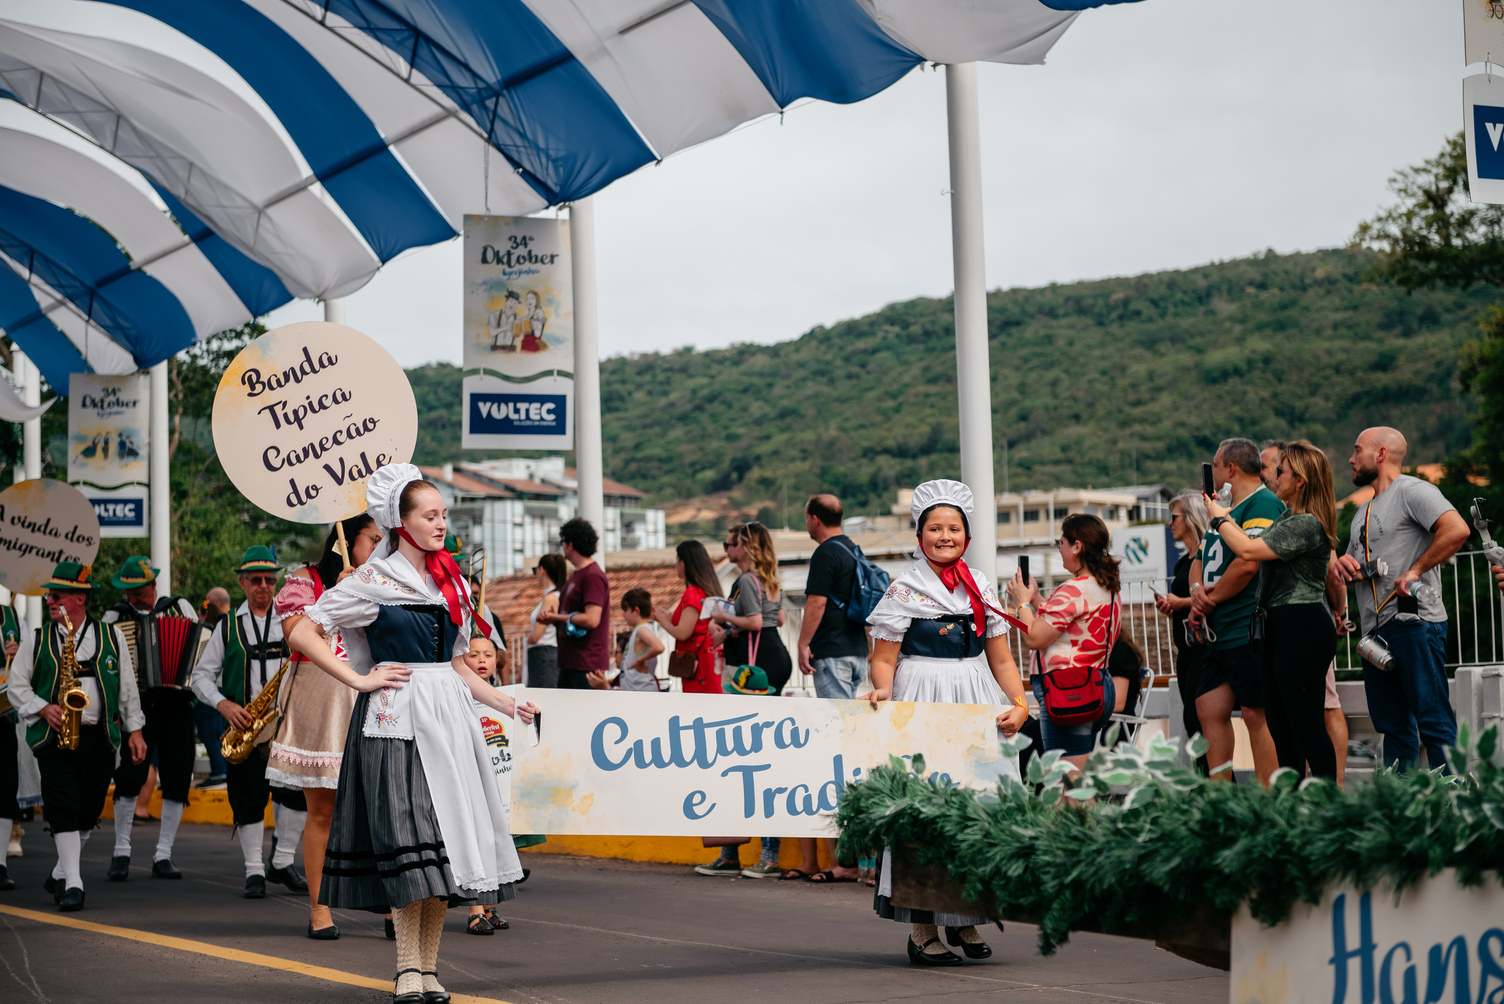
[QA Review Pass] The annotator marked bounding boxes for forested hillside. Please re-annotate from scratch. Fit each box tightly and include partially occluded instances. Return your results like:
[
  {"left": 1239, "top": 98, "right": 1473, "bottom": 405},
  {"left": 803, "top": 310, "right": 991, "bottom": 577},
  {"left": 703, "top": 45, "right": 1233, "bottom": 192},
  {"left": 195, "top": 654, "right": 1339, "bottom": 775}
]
[{"left": 410, "top": 248, "right": 1498, "bottom": 515}]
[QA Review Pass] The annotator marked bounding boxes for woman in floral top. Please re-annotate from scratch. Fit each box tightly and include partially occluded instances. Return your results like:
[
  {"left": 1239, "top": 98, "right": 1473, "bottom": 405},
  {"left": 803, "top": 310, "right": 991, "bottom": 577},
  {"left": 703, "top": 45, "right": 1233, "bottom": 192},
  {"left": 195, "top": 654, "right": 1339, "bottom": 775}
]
[{"left": 1006, "top": 513, "right": 1122, "bottom": 771}]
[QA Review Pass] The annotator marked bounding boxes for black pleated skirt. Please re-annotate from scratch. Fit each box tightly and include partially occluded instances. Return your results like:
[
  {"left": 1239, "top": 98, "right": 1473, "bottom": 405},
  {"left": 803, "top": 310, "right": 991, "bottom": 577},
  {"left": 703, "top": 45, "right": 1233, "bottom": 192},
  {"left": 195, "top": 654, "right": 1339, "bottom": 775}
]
[{"left": 319, "top": 691, "right": 517, "bottom": 911}]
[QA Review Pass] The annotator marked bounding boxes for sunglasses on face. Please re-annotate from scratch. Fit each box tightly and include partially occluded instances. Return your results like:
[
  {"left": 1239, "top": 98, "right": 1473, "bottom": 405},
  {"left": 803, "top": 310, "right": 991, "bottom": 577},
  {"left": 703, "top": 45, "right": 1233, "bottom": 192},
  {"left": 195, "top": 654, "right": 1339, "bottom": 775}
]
[
  {"left": 242, "top": 575, "right": 277, "bottom": 586},
  {"left": 1275, "top": 465, "right": 1286, "bottom": 478},
  {"left": 45, "top": 592, "right": 73, "bottom": 602}
]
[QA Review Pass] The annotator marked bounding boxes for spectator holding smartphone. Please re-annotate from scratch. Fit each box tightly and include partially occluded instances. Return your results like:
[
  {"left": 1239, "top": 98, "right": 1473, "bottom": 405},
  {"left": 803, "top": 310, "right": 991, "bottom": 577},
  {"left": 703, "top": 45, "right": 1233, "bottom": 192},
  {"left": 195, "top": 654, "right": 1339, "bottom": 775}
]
[{"left": 1156, "top": 490, "right": 1210, "bottom": 770}]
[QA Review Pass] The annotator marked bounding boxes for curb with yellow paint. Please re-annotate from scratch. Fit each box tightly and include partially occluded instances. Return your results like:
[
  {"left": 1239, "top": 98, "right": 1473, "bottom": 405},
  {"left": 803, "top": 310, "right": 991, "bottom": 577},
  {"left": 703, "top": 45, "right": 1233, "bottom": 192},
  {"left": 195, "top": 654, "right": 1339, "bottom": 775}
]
[{"left": 100, "top": 792, "right": 826, "bottom": 871}]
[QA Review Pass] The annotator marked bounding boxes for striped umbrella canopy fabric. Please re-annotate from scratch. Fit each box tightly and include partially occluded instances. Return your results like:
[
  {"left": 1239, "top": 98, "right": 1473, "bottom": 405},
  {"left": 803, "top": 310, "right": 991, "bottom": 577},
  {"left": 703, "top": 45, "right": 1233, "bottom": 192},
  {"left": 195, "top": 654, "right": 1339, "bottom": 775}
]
[{"left": 0, "top": 0, "right": 1136, "bottom": 389}]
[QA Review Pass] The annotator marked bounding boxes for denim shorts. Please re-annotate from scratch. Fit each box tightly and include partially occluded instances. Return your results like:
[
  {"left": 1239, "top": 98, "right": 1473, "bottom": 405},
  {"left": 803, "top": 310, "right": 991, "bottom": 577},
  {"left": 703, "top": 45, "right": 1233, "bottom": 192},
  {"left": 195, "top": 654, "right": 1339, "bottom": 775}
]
[
  {"left": 1031, "top": 673, "right": 1116, "bottom": 757},
  {"left": 812, "top": 656, "right": 867, "bottom": 700}
]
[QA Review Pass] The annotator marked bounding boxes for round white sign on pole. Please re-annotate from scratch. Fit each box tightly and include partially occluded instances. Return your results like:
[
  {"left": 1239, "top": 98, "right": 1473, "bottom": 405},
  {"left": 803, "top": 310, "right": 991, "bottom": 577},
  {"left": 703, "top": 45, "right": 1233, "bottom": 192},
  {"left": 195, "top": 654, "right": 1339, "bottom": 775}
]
[
  {"left": 212, "top": 322, "right": 419, "bottom": 524},
  {"left": 0, "top": 478, "right": 102, "bottom": 595}
]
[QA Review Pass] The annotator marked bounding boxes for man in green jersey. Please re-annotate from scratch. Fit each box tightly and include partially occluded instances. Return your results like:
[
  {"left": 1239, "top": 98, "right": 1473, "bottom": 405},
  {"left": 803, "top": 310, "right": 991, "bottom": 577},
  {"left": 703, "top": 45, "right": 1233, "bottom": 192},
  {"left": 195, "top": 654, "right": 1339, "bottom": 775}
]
[{"left": 1189, "top": 438, "right": 1282, "bottom": 783}]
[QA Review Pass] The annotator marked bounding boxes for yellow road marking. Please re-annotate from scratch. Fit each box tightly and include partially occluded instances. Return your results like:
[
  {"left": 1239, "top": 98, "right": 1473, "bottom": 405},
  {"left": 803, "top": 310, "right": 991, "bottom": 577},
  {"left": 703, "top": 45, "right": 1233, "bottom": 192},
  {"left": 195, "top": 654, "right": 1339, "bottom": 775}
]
[{"left": 0, "top": 904, "right": 512, "bottom": 1004}]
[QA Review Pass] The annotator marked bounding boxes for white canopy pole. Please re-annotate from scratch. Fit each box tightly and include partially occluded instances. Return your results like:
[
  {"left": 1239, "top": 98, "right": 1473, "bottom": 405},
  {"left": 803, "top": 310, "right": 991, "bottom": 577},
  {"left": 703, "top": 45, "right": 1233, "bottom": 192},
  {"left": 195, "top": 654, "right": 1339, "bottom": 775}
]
[
  {"left": 323, "top": 297, "right": 346, "bottom": 326},
  {"left": 149, "top": 360, "right": 171, "bottom": 597},
  {"left": 946, "top": 62, "right": 998, "bottom": 580},
  {"left": 18, "top": 349, "right": 42, "bottom": 626},
  {"left": 570, "top": 197, "right": 605, "bottom": 568}
]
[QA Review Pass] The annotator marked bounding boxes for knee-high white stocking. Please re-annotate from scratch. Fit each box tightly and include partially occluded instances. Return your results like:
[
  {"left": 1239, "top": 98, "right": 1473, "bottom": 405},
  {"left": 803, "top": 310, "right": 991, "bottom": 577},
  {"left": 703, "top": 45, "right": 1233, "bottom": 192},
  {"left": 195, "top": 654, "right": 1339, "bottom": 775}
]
[
  {"left": 54, "top": 831, "right": 82, "bottom": 889},
  {"left": 237, "top": 821, "right": 265, "bottom": 877},
  {"left": 270, "top": 803, "right": 306, "bottom": 869},
  {"left": 112, "top": 797, "right": 134, "bottom": 856},
  {"left": 392, "top": 901, "right": 424, "bottom": 996},
  {"left": 419, "top": 897, "right": 446, "bottom": 994},
  {"left": 154, "top": 799, "right": 184, "bottom": 862}
]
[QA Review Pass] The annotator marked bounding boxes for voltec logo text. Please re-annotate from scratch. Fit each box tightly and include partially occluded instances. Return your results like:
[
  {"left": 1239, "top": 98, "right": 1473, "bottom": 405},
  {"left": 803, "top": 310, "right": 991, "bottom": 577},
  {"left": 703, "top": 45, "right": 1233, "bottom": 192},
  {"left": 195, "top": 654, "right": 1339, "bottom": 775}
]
[
  {"left": 469, "top": 393, "right": 566, "bottom": 435},
  {"left": 1475, "top": 103, "right": 1504, "bottom": 179}
]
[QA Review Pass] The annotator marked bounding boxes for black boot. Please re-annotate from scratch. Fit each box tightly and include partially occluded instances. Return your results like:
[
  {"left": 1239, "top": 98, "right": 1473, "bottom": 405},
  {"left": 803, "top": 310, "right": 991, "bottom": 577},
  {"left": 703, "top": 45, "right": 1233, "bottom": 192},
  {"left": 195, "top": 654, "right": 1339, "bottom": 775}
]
[{"left": 107, "top": 856, "right": 130, "bottom": 881}]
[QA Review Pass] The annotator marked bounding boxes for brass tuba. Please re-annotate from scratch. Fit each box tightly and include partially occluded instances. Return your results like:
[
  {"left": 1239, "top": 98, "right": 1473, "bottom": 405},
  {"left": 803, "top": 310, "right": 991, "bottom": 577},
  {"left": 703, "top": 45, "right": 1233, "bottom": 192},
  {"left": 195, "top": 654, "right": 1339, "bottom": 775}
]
[
  {"left": 55, "top": 613, "right": 90, "bottom": 751},
  {"left": 220, "top": 660, "right": 288, "bottom": 764}
]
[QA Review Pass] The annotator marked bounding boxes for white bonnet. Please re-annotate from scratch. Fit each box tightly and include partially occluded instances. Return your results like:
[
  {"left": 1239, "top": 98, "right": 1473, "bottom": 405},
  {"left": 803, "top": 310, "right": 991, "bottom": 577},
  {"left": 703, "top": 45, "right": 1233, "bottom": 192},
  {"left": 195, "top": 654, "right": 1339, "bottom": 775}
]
[
  {"left": 910, "top": 479, "right": 974, "bottom": 526},
  {"left": 910, "top": 479, "right": 975, "bottom": 558},
  {"left": 365, "top": 462, "right": 423, "bottom": 534}
]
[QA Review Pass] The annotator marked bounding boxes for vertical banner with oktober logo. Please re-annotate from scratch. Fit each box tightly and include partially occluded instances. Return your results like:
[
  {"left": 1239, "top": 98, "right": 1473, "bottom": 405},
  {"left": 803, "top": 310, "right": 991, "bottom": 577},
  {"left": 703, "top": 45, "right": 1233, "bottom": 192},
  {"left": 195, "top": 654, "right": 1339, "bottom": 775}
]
[
  {"left": 68, "top": 374, "right": 149, "bottom": 537},
  {"left": 212, "top": 322, "right": 418, "bottom": 524},
  {"left": 461, "top": 215, "right": 574, "bottom": 450}
]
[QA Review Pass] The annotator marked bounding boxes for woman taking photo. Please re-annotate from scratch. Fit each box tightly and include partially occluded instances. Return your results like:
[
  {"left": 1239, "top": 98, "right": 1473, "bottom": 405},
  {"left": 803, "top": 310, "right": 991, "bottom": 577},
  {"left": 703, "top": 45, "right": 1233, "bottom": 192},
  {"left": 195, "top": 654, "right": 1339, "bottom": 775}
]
[
  {"left": 1205, "top": 439, "right": 1341, "bottom": 780},
  {"left": 863, "top": 480, "right": 1030, "bottom": 967},
  {"left": 1006, "top": 514, "right": 1122, "bottom": 773},
  {"left": 713, "top": 523, "right": 791, "bottom": 694},
  {"left": 525, "top": 554, "right": 566, "bottom": 688},
  {"left": 1154, "top": 491, "right": 1211, "bottom": 771},
  {"left": 653, "top": 540, "right": 723, "bottom": 695},
  {"left": 270, "top": 513, "right": 384, "bottom": 939},
  {"left": 287, "top": 464, "right": 538, "bottom": 1004}
]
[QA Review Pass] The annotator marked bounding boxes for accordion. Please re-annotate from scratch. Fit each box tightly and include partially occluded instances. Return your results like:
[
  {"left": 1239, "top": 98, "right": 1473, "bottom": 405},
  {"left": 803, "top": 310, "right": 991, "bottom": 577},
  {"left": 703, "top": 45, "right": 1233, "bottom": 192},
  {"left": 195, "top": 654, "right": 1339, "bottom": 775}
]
[{"left": 117, "top": 615, "right": 210, "bottom": 690}]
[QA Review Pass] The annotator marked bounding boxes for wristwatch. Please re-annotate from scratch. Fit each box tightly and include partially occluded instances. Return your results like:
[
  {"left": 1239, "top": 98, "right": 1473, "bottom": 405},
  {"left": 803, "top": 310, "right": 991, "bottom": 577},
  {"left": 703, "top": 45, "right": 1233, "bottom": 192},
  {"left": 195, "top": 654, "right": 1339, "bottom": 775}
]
[{"left": 1210, "top": 516, "right": 1230, "bottom": 532}]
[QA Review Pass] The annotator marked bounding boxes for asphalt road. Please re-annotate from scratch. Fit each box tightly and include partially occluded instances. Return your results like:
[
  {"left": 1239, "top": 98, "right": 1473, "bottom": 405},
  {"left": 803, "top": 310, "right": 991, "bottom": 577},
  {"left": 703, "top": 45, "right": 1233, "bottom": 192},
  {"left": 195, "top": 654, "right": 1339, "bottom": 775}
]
[{"left": 0, "top": 819, "right": 1227, "bottom": 1004}]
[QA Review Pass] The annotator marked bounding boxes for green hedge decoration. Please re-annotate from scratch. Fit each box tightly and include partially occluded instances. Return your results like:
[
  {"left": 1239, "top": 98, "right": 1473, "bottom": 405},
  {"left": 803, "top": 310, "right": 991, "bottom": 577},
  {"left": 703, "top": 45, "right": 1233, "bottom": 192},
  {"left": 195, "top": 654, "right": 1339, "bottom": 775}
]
[{"left": 835, "top": 724, "right": 1504, "bottom": 955}]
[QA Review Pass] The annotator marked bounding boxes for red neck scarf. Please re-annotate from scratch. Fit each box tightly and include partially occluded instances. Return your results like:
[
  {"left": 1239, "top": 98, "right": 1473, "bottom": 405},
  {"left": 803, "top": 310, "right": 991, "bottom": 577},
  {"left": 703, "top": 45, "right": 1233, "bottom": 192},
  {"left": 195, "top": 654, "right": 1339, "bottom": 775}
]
[
  {"left": 397, "top": 528, "right": 491, "bottom": 638},
  {"left": 932, "top": 554, "right": 987, "bottom": 637}
]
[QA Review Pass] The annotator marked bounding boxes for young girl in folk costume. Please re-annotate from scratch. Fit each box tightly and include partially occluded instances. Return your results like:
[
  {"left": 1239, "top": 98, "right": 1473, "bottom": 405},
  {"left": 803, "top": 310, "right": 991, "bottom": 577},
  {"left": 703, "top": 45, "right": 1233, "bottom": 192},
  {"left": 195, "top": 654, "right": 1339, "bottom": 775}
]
[
  {"left": 862, "top": 479, "right": 1031, "bottom": 967},
  {"left": 270, "top": 513, "right": 384, "bottom": 940},
  {"left": 287, "top": 464, "right": 538, "bottom": 1004}
]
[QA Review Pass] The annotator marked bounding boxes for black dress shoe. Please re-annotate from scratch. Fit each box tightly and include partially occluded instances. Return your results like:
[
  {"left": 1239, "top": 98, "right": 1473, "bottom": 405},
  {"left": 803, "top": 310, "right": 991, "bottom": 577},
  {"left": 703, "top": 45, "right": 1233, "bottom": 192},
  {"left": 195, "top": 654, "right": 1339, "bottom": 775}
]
[
  {"left": 421, "top": 974, "right": 449, "bottom": 1004},
  {"left": 244, "top": 874, "right": 267, "bottom": 899},
  {"left": 0, "top": 865, "right": 15, "bottom": 891},
  {"left": 57, "top": 886, "right": 85, "bottom": 912},
  {"left": 392, "top": 994, "right": 425, "bottom": 1004},
  {"left": 107, "top": 856, "right": 130, "bottom": 882},
  {"left": 307, "top": 922, "right": 340, "bottom": 940},
  {"left": 944, "top": 926, "right": 992, "bottom": 959},
  {"left": 907, "top": 936, "right": 963, "bottom": 966},
  {"left": 267, "top": 863, "right": 308, "bottom": 892},
  {"left": 44, "top": 876, "right": 62, "bottom": 903},
  {"left": 151, "top": 859, "right": 182, "bottom": 879}
]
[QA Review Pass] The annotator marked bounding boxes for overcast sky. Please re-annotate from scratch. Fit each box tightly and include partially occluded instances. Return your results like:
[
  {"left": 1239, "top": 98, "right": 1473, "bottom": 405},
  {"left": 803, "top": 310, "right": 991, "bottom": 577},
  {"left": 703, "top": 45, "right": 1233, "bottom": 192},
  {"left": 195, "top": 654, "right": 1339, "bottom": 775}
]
[{"left": 264, "top": 0, "right": 1459, "bottom": 368}]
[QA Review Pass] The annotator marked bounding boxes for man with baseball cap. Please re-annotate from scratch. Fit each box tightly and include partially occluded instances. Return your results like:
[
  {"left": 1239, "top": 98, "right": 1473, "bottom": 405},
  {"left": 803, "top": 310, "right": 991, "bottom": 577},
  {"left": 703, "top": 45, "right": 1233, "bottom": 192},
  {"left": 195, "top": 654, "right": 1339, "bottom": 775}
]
[
  {"left": 102, "top": 556, "right": 198, "bottom": 881},
  {"left": 8, "top": 563, "right": 146, "bottom": 911}
]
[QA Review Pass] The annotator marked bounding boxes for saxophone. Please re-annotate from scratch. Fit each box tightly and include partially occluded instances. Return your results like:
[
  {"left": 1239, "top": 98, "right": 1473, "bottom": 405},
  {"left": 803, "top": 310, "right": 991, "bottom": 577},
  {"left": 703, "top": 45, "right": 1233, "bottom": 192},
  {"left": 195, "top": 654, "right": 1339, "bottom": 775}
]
[
  {"left": 220, "top": 659, "right": 288, "bottom": 764},
  {"left": 56, "top": 613, "right": 90, "bottom": 751}
]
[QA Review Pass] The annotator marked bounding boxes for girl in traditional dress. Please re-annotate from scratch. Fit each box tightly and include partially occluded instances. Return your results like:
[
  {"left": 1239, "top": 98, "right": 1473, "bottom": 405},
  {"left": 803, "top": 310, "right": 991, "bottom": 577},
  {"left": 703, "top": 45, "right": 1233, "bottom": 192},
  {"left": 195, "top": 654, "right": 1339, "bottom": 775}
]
[
  {"left": 287, "top": 464, "right": 537, "bottom": 1004},
  {"left": 270, "top": 513, "right": 383, "bottom": 940},
  {"left": 862, "top": 479, "right": 1030, "bottom": 967}
]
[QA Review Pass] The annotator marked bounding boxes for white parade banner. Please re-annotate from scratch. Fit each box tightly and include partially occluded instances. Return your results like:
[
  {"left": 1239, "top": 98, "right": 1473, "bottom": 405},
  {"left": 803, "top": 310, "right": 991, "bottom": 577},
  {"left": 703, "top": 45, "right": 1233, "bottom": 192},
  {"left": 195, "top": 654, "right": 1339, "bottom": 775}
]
[
  {"left": 212, "top": 322, "right": 418, "bottom": 523},
  {"left": 68, "top": 373, "right": 148, "bottom": 489},
  {"left": 510, "top": 690, "right": 1017, "bottom": 838},
  {"left": 1464, "top": 0, "right": 1504, "bottom": 68},
  {"left": 462, "top": 214, "right": 574, "bottom": 450},
  {"left": 0, "top": 479, "right": 100, "bottom": 595},
  {"left": 1231, "top": 870, "right": 1504, "bottom": 1004}
]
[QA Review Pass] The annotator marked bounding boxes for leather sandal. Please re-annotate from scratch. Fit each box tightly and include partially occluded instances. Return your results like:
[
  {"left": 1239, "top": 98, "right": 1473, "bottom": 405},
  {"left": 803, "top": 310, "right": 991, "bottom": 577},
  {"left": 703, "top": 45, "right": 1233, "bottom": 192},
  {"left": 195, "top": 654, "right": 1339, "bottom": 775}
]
[
  {"left": 466, "top": 912, "right": 494, "bottom": 935},
  {"left": 482, "top": 906, "right": 508, "bottom": 930}
]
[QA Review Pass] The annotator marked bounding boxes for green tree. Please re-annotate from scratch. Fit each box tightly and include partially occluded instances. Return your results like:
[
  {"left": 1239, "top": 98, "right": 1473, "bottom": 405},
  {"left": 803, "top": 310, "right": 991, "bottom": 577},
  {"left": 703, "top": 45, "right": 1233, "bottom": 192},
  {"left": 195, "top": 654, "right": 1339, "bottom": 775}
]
[
  {"left": 1354, "top": 132, "right": 1504, "bottom": 292},
  {"left": 1460, "top": 306, "right": 1504, "bottom": 486}
]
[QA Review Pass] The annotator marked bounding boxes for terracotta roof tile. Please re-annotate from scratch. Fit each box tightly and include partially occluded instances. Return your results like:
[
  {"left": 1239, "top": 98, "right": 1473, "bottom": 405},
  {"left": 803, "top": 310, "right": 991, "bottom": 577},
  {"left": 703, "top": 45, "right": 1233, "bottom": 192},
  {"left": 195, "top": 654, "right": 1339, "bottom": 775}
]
[{"left": 418, "top": 465, "right": 515, "bottom": 497}]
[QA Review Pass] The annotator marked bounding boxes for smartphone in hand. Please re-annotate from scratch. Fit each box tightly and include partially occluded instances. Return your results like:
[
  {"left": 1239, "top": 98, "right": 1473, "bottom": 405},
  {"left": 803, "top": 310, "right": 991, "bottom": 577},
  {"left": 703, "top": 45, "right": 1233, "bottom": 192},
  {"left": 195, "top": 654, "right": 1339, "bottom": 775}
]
[
  {"left": 1018, "top": 555, "right": 1031, "bottom": 585},
  {"left": 1201, "top": 462, "right": 1216, "bottom": 498}
]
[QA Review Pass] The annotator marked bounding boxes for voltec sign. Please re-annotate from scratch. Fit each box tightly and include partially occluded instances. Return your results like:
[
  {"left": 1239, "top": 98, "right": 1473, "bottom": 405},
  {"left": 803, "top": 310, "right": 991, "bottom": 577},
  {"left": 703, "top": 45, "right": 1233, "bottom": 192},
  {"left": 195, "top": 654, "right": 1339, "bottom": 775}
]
[
  {"left": 1230, "top": 871, "right": 1504, "bottom": 1004},
  {"left": 1464, "top": 74, "right": 1504, "bottom": 205},
  {"left": 0, "top": 479, "right": 101, "bottom": 595},
  {"left": 83, "top": 484, "right": 149, "bottom": 537},
  {"left": 510, "top": 689, "right": 1017, "bottom": 838},
  {"left": 461, "top": 215, "right": 574, "bottom": 450},
  {"left": 212, "top": 322, "right": 418, "bottom": 523}
]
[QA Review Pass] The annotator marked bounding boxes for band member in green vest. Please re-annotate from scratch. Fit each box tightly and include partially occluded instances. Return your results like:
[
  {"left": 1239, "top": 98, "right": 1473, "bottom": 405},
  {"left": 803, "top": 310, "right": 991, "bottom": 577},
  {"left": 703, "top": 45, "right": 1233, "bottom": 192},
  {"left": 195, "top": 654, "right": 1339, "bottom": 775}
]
[
  {"left": 103, "top": 555, "right": 197, "bottom": 881},
  {"left": 191, "top": 546, "right": 306, "bottom": 900},
  {"left": 8, "top": 563, "right": 145, "bottom": 911},
  {"left": 0, "top": 599, "right": 29, "bottom": 892}
]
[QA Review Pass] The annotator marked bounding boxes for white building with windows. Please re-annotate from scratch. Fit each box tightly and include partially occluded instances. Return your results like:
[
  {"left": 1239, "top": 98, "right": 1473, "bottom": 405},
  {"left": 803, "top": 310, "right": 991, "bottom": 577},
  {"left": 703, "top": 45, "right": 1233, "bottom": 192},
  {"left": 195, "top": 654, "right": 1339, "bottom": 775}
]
[{"left": 420, "top": 457, "right": 666, "bottom": 574}]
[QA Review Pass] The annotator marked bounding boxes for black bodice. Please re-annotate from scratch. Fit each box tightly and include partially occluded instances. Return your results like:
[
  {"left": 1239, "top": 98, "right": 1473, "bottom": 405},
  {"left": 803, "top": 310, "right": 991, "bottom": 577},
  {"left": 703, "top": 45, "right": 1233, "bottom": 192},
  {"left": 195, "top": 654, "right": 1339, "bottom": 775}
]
[
  {"left": 365, "top": 604, "right": 457, "bottom": 665},
  {"left": 899, "top": 614, "right": 982, "bottom": 660}
]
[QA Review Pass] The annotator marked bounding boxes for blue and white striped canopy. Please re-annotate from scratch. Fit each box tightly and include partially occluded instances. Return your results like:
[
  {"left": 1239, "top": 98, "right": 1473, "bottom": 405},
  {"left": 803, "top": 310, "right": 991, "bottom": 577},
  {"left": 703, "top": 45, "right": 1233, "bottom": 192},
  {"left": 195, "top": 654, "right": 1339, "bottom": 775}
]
[{"left": 0, "top": 0, "right": 1136, "bottom": 390}]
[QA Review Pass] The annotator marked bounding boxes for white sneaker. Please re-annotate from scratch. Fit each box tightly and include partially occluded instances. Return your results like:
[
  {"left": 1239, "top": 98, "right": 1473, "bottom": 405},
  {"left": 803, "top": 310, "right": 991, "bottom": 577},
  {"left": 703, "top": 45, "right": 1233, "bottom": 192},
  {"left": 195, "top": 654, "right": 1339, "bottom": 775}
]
[{"left": 7, "top": 826, "right": 21, "bottom": 858}]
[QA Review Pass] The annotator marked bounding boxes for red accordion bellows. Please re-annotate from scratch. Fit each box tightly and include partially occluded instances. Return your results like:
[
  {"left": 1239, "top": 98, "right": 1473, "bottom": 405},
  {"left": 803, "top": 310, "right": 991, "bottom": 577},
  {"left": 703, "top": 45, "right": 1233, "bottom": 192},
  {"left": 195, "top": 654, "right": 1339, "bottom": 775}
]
[{"left": 155, "top": 616, "right": 195, "bottom": 689}]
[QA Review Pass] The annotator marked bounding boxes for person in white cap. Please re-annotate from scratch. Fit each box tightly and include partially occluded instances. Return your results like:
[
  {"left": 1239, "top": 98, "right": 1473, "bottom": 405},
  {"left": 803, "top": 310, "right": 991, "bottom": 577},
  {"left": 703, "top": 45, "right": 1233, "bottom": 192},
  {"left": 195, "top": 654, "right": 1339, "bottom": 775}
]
[
  {"left": 862, "top": 479, "right": 1030, "bottom": 967},
  {"left": 287, "top": 463, "right": 538, "bottom": 1004}
]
